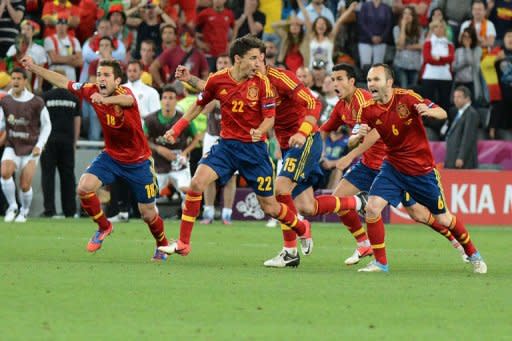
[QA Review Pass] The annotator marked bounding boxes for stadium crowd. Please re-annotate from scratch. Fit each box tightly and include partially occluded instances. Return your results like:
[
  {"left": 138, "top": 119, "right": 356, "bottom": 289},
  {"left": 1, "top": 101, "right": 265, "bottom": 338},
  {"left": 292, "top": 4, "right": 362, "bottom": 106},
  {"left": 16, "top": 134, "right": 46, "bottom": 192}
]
[{"left": 0, "top": 0, "right": 511, "bottom": 222}]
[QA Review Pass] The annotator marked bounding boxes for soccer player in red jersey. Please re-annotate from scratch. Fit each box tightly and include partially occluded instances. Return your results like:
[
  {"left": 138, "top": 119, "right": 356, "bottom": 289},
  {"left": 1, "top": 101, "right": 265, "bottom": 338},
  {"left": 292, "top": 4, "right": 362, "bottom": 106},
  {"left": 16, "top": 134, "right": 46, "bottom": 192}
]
[
  {"left": 21, "top": 56, "right": 171, "bottom": 261},
  {"left": 340, "top": 64, "right": 487, "bottom": 274},
  {"left": 158, "top": 35, "right": 312, "bottom": 258},
  {"left": 321, "top": 63, "right": 467, "bottom": 265}
]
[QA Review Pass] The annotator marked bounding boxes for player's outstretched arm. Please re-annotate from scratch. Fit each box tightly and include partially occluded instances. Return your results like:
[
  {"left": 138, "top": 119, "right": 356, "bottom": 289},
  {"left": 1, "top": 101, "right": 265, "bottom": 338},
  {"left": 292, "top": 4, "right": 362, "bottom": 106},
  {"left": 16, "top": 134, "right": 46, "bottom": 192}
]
[
  {"left": 337, "top": 127, "right": 380, "bottom": 171},
  {"left": 97, "top": 94, "right": 135, "bottom": 107},
  {"left": 20, "top": 56, "right": 69, "bottom": 89}
]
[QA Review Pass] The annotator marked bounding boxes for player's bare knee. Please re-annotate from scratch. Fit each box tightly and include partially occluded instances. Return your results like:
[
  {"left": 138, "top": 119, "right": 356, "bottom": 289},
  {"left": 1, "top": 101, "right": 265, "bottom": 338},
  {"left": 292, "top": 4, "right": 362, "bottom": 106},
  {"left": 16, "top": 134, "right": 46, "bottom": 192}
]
[
  {"left": 297, "top": 202, "right": 315, "bottom": 216},
  {"left": 189, "top": 177, "right": 207, "bottom": 193},
  {"left": 260, "top": 200, "right": 279, "bottom": 217},
  {"left": 19, "top": 183, "right": 31, "bottom": 192},
  {"left": 365, "top": 202, "right": 382, "bottom": 219},
  {"left": 436, "top": 213, "right": 452, "bottom": 227}
]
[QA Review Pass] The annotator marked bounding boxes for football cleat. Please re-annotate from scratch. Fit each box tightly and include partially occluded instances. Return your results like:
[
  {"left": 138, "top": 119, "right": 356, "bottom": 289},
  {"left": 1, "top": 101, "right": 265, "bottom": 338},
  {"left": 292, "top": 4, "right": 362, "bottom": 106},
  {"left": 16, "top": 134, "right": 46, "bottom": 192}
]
[
  {"left": 222, "top": 219, "right": 232, "bottom": 225},
  {"left": 344, "top": 245, "right": 373, "bottom": 265},
  {"left": 86, "top": 223, "right": 113, "bottom": 252},
  {"left": 299, "top": 220, "right": 313, "bottom": 256},
  {"left": 468, "top": 252, "right": 487, "bottom": 274},
  {"left": 355, "top": 191, "right": 368, "bottom": 217},
  {"left": 266, "top": 218, "right": 278, "bottom": 228},
  {"left": 157, "top": 239, "right": 191, "bottom": 256},
  {"left": 151, "top": 248, "right": 168, "bottom": 262},
  {"left": 199, "top": 218, "right": 213, "bottom": 225},
  {"left": 4, "top": 206, "right": 18, "bottom": 223},
  {"left": 357, "top": 260, "right": 389, "bottom": 273},
  {"left": 263, "top": 249, "right": 300, "bottom": 268},
  {"left": 109, "top": 212, "right": 129, "bottom": 223}
]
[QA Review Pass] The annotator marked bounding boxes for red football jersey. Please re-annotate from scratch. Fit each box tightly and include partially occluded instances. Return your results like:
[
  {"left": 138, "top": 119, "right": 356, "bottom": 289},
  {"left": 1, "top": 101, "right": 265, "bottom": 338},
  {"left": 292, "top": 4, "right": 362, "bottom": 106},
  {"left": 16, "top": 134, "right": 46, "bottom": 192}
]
[
  {"left": 266, "top": 66, "right": 321, "bottom": 149},
  {"left": 196, "top": 69, "right": 276, "bottom": 142},
  {"left": 321, "top": 88, "right": 386, "bottom": 170},
  {"left": 67, "top": 81, "right": 151, "bottom": 164},
  {"left": 359, "top": 88, "right": 437, "bottom": 175}
]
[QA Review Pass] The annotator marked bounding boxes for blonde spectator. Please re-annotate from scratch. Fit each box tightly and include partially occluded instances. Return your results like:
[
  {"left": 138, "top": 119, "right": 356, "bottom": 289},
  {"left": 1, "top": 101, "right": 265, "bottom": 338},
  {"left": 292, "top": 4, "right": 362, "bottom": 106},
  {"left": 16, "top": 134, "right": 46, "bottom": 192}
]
[{"left": 427, "top": 7, "right": 454, "bottom": 42}]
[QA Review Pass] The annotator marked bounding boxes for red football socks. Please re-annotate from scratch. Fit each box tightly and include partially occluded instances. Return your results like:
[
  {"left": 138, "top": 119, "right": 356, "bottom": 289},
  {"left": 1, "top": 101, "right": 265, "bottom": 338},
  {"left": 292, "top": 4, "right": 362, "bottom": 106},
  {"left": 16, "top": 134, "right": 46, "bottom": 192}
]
[
  {"left": 448, "top": 215, "right": 477, "bottom": 256},
  {"left": 276, "top": 194, "right": 298, "bottom": 248},
  {"left": 276, "top": 203, "right": 307, "bottom": 236},
  {"left": 147, "top": 215, "right": 168, "bottom": 247},
  {"left": 366, "top": 215, "right": 387, "bottom": 265},
  {"left": 180, "top": 191, "right": 202, "bottom": 245},
  {"left": 314, "top": 195, "right": 357, "bottom": 215},
  {"left": 339, "top": 210, "right": 367, "bottom": 243},
  {"left": 80, "top": 192, "right": 110, "bottom": 231},
  {"left": 425, "top": 213, "right": 455, "bottom": 242}
]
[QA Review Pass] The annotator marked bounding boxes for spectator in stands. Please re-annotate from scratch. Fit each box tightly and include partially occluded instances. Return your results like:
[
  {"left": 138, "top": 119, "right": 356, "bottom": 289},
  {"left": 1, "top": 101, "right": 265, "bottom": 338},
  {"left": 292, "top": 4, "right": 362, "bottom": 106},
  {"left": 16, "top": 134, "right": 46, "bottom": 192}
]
[
  {"left": 392, "top": 0, "right": 431, "bottom": 27},
  {"left": 298, "top": 0, "right": 345, "bottom": 72},
  {"left": 6, "top": 20, "right": 46, "bottom": 94},
  {"left": 356, "top": 0, "right": 393, "bottom": 69},
  {"left": 41, "top": 0, "right": 80, "bottom": 38},
  {"left": 233, "top": 0, "right": 266, "bottom": 40},
  {"left": 427, "top": 7, "right": 454, "bottom": 42},
  {"left": 297, "top": 0, "right": 335, "bottom": 25},
  {"left": 76, "top": 0, "right": 103, "bottom": 44},
  {"left": 435, "top": 0, "right": 472, "bottom": 39},
  {"left": 488, "top": 0, "right": 512, "bottom": 44},
  {"left": 444, "top": 86, "right": 479, "bottom": 169},
  {"left": 0, "top": 0, "right": 24, "bottom": 57},
  {"left": 41, "top": 85, "right": 80, "bottom": 218},
  {"left": 165, "top": 0, "right": 197, "bottom": 27},
  {"left": 393, "top": 6, "right": 424, "bottom": 88},
  {"left": 459, "top": 0, "right": 496, "bottom": 52},
  {"left": 319, "top": 73, "right": 338, "bottom": 124},
  {"left": 420, "top": 19, "right": 453, "bottom": 140},
  {"left": 124, "top": 60, "right": 161, "bottom": 119},
  {"left": 493, "top": 28, "right": 512, "bottom": 137},
  {"left": 296, "top": 66, "right": 320, "bottom": 97},
  {"left": 79, "top": 18, "right": 126, "bottom": 83},
  {"left": 88, "top": 37, "right": 119, "bottom": 83},
  {"left": 319, "top": 126, "right": 349, "bottom": 190},
  {"left": 160, "top": 23, "right": 177, "bottom": 54},
  {"left": 150, "top": 26, "right": 209, "bottom": 89},
  {"left": 272, "top": 15, "right": 309, "bottom": 72},
  {"left": 263, "top": 37, "right": 283, "bottom": 67},
  {"left": 108, "top": 3, "right": 135, "bottom": 61},
  {"left": 196, "top": 0, "right": 235, "bottom": 71},
  {"left": 453, "top": 27, "right": 483, "bottom": 104},
  {"left": 138, "top": 40, "right": 157, "bottom": 85},
  {"left": 131, "top": 0, "right": 175, "bottom": 59},
  {"left": 311, "top": 59, "right": 328, "bottom": 94},
  {"left": 44, "top": 17, "right": 82, "bottom": 83}
]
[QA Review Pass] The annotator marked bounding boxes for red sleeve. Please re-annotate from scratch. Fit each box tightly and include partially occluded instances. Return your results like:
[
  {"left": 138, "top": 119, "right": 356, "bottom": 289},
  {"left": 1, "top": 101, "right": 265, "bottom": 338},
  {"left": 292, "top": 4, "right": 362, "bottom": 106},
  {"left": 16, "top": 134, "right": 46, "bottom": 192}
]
[
  {"left": 199, "top": 54, "right": 209, "bottom": 78},
  {"left": 405, "top": 91, "right": 438, "bottom": 115},
  {"left": 88, "top": 60, "right": 97, "bottom": 77},
  {"left": 196, "top": 9, "right": 207, "bottom": 29},
  {"left": 70, "top": 5, "right": 80, "bottom": 17},
  {"left": 293, "top": 86, "right": 321, "bottom": 121},
  {"left": 158, "top": 48, "right": 171, "bottom": 66},
  {"left": 423, "top": 41, "right": 455, "bottom": 65},
  {"left": 67, "top": 81, "right": 94, "bottom": 101},
  {"left": 320, "top": 109, "right": 343, "bottom": 132}
]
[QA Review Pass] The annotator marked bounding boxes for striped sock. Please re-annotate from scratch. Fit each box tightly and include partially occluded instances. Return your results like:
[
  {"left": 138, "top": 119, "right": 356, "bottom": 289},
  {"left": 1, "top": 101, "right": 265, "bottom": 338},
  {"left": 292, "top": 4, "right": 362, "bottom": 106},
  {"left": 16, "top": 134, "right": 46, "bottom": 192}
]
[
  {"left": 448, "top": 215, "right": 477, "bottom": 256},
  {"left": 147, "top": 215, "right": 168, "bottom": 247},
  {"left": 180, "top": 191, "right": 202, "bottom": 245},
  {"left": 276, "top": 203, "right": 307, "bottom": 237},
  {"left": 339, "top": 210, "right": 368, "bottom": 245},
  {"left": 80, "top": 192, "right": 110, "bottom": 231},
  {"left": 314, "top": 195, "right": 357, "bottom": 215},
  {"left": 424, "top": 213, "right": 455, "bottom": 242},
  {"left": 276, "top": 194, "right": 298, "bottom": 247}
]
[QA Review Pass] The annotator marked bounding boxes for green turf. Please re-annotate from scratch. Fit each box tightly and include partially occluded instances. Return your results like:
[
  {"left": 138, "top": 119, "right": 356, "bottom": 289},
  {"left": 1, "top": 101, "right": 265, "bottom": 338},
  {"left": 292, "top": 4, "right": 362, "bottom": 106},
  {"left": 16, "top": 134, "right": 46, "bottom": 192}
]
[{"left": 0, "top": 219, "right": 511, "bottom": 340}]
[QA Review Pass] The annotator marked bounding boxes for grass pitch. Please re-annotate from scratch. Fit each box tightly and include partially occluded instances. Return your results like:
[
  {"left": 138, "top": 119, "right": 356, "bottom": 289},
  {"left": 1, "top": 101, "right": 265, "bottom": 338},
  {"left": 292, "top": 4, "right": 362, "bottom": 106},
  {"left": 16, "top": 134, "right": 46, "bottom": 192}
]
[{"left": 0, "top": 219, "right": 511, "bottom": 340}]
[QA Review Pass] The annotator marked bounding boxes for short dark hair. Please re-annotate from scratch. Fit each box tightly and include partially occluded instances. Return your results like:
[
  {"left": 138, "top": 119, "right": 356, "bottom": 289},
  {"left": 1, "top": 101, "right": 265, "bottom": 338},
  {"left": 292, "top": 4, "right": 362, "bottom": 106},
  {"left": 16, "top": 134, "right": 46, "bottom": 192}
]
[
  {"left": 11, "top": 67, "right": 28, "bottom": 79},
  {"left": 332, "top": 63, "right": 357, "bottom": 80},
  {"left": 454, "top": 85, "right": 472, "bottom": 99},
  {"left": 229, "top": 34, "right": 265, "bottom": 64},
  {"left": 99, "top": 36, "right": 114, "bottom": 48},
  {"left": 161, "top": 84, "right": 177, "bottom": 96},
  {"left": 371, "top": 63, "right": 395, "bottom": 80},
  {"left": 98, "top": 60, "right": 124, "bottom": 80},
  {"left": 127, "top": 60, "right": 142, "bottom": 69}
]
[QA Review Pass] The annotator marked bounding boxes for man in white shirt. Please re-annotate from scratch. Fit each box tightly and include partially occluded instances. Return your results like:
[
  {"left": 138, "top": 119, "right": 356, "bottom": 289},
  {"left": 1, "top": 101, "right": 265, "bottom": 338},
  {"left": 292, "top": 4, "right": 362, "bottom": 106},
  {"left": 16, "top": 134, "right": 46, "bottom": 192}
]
[
  {"left": 459, "top": 0, "right": 496, "bottom": 49},
  {"left": 123, "top": 60, "right": 161, "bottom": 119},
  {"left": 43, "top": 17, "right": 82, "bottom": 81}
]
